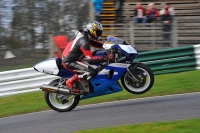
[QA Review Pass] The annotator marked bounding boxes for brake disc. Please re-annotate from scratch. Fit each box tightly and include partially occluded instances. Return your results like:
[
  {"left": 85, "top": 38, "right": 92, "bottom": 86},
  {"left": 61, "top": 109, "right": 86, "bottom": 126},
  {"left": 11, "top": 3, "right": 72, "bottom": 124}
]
[{"left": 126, "top": 70, "right": 146, "bottom": 88}]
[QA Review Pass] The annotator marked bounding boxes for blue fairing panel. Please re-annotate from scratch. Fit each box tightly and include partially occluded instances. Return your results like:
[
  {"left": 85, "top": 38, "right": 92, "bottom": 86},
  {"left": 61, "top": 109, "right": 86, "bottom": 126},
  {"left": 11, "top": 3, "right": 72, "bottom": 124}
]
[
  {"left": 80, "top": 79, "right": 122, "bottom": 100},
  {"left": 93, "top": 66, "right": 127, "bottom": 81},
  {"left": 57, "top": 67, "right": 74, "bottom": 78}
]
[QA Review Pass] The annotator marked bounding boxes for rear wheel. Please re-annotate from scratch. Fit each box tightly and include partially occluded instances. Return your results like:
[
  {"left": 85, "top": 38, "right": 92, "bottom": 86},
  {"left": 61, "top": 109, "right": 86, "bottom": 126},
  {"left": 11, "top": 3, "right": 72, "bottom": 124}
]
[
  {"left": 44, "top": 79, "right": 80, "bottom": 112},
  {"left": 121, "top": 63, "right": 154, "bottom": 94}
]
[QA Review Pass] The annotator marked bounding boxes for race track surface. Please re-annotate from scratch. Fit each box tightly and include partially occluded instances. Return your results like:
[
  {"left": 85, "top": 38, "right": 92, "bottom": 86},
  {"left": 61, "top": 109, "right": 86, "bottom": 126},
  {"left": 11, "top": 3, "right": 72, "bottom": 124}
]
[{"left": 0, "top": 92, "right": 200, "bottom": 133}]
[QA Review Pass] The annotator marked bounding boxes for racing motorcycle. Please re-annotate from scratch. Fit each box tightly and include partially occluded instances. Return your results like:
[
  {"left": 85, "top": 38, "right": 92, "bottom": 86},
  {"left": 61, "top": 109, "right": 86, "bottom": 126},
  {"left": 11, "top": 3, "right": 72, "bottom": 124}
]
[{"left": 34, "top": 36, "right": 154, "bottom": 112}]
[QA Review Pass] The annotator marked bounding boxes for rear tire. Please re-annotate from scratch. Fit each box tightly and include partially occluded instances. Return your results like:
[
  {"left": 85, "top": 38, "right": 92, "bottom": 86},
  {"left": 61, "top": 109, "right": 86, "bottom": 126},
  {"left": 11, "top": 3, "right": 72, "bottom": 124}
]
[
  {"left": 44, "top": 79, "right": 80, "bottom": 112},
  {"left": 121, "top": 63, "right": 154, "bottom": 94}
]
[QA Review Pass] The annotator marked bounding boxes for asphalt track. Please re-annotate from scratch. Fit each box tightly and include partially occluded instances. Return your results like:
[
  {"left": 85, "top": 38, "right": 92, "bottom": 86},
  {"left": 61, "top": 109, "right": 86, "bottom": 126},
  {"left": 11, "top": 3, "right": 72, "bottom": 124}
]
[{"left": 0, "top": 92, "right": 200, "bottom": 133}]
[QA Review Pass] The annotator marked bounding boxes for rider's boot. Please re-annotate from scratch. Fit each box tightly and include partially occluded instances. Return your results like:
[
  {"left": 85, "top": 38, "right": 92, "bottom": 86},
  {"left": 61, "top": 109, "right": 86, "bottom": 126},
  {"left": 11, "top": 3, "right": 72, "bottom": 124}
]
[{"left": 66, "top": 74, "right": 81, "bottom": 93}]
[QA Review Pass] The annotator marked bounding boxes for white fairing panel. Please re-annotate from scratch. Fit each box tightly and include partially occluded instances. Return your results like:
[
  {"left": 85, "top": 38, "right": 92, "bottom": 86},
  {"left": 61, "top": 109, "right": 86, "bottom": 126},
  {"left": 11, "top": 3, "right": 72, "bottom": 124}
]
[
  {"left": 98, "top": 69, "right": 118, "bottom": 75},
  {"left": 34, "top": 59, "right": 59, "bottom": 75},
  {"left": 102, "top": 43, "right": 114, "bottom": 49},
  {"left": 103, "top": 43, "right": 137, "bottom": 54},
  {"left": 119, "top": 45, "right": 137, "bottom": 54},
  {"left": 109, "top": 63, "right": 131, "bottom": 68},
  {"left": 98, "top": 63, "right": 130, "bottom": 75}
]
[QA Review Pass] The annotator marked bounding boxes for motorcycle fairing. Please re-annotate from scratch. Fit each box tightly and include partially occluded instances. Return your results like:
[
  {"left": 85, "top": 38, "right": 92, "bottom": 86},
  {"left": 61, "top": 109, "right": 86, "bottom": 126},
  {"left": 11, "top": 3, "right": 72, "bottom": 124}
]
[
  {"left": 80, "top": 63, "right": 130, "bottom": 100},
  {"left": 57, "top": 67, "right": 74, "bottom": 78},
  {"left": 34, "top": 58, "right": 128, "bottom": 100},
  {"left": 34, "top": 58, "right": 130, "bottom": 80},
  {"left": 34, "top": 58, "right": 60, "bottom": 75},
  {"left": 94, "top": 63, "right": 130, "bottom": 81},
  {"left": 34, "top": 58, "right": 74, "bottom": 78},
  {"left": 80, "top": 79, "right": 122, "bottom": 100},
  {"left": 103, "top": 43, "right": 138, "bottom": 55}
]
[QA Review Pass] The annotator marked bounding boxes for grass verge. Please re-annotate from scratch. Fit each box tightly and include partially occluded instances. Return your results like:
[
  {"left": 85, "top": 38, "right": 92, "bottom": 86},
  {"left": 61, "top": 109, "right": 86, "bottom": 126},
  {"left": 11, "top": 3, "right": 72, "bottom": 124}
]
[
  {"left": 0, "top": 70, "right": 200, "bottom": 118},
  {"left": 0, "top": 55, "right": 47, "bottom": 72},
  {"left": 74, "top": 118, "right": 200, "bottom": 133}
]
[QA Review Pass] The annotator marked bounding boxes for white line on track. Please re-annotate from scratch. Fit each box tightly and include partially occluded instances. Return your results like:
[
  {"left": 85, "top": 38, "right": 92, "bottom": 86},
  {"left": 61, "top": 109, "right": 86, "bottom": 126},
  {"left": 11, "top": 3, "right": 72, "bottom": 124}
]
[{"left": 1, "top": 92, "right": 200, "bottom": 120}]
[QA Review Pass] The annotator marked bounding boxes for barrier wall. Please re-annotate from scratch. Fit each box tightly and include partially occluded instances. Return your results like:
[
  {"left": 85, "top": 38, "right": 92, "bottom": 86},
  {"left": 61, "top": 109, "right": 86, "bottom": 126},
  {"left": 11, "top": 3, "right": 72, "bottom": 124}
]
[
  {"left": 135, "top": 45, "right": 200, "bottom": 75},
  {"left": 0, "top": 44, "right": 200, "bottom": 97}
]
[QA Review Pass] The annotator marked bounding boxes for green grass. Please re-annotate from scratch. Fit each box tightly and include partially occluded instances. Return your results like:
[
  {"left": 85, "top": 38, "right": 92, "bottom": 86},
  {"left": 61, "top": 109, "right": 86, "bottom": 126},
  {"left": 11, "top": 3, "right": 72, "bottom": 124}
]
[
  {"left": 74, "top": 118, "right": 200, "bottom": 133},
  {"left": 0, "top": 55, "right": 47, "bottom": 71},
  {"left": 0, "top": 70, "right": 200, "bottom": 118}
]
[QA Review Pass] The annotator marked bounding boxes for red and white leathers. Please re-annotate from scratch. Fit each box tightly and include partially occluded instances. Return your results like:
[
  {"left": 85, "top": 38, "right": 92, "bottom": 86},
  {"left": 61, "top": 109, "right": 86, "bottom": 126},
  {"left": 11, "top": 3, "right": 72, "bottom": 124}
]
[{"left": 62, "top": 30, "right": 112, "bottom": 92}]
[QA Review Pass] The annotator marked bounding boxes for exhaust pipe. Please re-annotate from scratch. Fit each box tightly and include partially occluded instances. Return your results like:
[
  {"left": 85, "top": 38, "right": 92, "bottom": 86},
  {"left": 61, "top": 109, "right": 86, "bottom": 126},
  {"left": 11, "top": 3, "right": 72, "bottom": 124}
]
[{"left": 40, "top": 84, "right": 71, "bottom": 95}]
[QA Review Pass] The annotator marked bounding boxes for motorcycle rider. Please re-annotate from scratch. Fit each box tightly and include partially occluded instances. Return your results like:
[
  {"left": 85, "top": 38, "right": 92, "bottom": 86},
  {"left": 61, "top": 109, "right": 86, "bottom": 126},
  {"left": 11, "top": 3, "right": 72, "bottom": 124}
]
[{"left": 62, "top": 21, "right": 114, "bottom": 92}]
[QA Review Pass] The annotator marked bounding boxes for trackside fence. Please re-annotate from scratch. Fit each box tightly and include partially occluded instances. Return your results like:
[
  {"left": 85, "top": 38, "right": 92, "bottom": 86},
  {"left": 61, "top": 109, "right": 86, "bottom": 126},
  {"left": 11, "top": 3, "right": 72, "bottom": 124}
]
[
  {"left": 135, "top": 44, "right": 200, "bottom": 75},
  {"left": 0, "top": 44, "right": 200, "bottom": 97}
]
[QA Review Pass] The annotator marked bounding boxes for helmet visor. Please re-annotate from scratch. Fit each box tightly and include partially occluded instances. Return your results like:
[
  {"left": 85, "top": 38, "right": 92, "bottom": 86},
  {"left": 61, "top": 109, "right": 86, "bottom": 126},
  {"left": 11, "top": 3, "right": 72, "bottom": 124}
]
[{"left": 96, "top": 30, "right": 102, "bottom": 38}]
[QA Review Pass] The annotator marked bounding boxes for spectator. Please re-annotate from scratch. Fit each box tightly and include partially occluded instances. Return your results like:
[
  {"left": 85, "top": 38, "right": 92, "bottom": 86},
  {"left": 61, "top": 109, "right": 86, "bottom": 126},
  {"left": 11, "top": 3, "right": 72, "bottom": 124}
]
[
  {"left": 115, "top": 0, "right": 124, "bottom": 23},
  {"left": 92, "top": 0, "right": 104, "bottom": 22},
  {"left": 133, "top": 3, "right": 146, "bottom": 24},
  {"left": 160, "top": 3, "right": 175, "bottom": 19},
  {"left": 160, "top": 3, "right": 172, "bottom": 46},
  {"left": 146, "top": 3, "right": 159, "bottom": 23}
]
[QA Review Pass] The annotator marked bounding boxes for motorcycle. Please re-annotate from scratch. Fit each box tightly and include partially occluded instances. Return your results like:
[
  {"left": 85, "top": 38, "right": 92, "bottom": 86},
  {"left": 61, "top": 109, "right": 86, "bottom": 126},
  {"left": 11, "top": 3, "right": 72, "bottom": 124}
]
[{"left": 33, "top": 36, "right": 154, "bottom": 112}]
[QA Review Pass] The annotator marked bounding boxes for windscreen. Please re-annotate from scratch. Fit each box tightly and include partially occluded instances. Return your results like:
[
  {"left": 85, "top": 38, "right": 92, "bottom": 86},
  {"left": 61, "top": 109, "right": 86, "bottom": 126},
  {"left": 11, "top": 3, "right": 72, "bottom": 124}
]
[{"left": 105, "top": 36, "right": 125, "bottom": 45}]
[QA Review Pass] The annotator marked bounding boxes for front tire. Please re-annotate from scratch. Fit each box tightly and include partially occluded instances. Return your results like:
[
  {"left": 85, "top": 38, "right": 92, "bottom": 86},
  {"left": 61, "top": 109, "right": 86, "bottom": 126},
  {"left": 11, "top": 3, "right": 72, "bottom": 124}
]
[
  {"left": 121, "top": 63, "right": 154, "bottom": 94},
  {"left": 44, "top": 79, "right": 80, "bottom": 112}
]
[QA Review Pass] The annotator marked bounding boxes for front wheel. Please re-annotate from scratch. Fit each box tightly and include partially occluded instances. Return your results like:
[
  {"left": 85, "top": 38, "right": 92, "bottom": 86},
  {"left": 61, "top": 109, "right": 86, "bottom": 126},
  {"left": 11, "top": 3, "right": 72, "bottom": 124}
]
[
  {"left": 44, "top": 79, "right": 80, "bottom": 112},
  {"left": 121, "top": 63, "right": 154, "bottom": 94}
]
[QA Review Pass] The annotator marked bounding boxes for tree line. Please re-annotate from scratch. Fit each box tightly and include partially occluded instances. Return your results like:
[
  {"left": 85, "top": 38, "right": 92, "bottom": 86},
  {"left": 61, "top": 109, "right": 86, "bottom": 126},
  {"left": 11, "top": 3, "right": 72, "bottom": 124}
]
[{"left": 0, "top": 0, "right": 89, "bottom": 49}]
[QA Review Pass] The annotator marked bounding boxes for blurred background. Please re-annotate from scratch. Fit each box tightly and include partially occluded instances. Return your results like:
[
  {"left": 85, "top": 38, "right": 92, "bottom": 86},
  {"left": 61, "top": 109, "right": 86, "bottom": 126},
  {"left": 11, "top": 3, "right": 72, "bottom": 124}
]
[{"left": 0, "top": 0, "right": 199, "bottom": 71}]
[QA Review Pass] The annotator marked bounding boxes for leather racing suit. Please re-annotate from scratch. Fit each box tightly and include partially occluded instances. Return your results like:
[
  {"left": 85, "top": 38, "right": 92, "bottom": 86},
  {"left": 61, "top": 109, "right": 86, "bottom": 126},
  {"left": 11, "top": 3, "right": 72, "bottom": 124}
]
[{"left": 62, "top": 30, "right": 110, "bottom": 90}]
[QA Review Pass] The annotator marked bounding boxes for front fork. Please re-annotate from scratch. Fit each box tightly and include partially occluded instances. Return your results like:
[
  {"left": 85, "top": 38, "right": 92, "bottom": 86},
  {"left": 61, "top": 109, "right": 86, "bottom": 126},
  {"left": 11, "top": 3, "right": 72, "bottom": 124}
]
[{"left": 127, "top": 67, "right": 140, "bottom": 82}]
